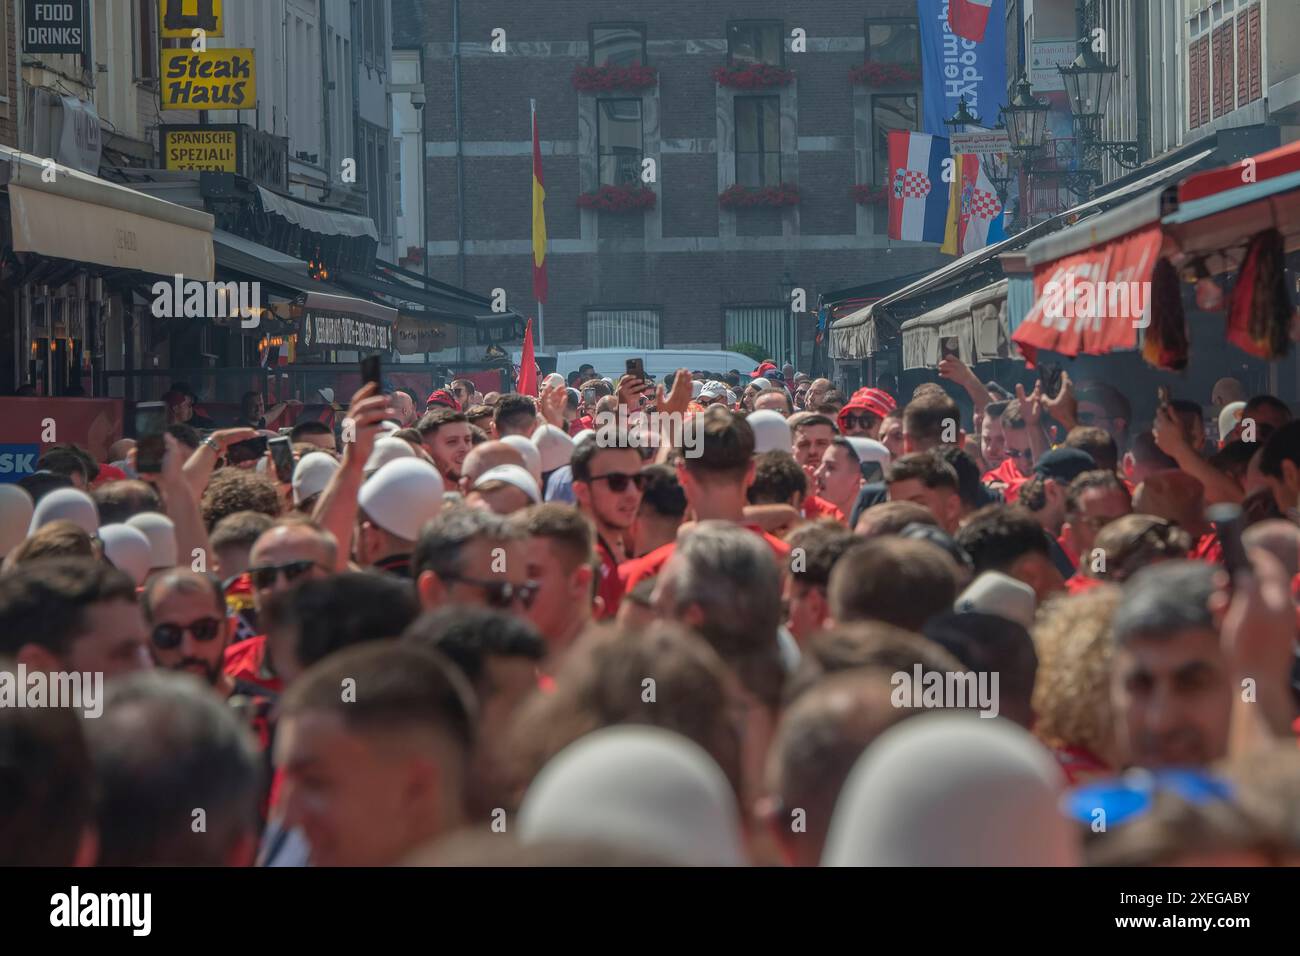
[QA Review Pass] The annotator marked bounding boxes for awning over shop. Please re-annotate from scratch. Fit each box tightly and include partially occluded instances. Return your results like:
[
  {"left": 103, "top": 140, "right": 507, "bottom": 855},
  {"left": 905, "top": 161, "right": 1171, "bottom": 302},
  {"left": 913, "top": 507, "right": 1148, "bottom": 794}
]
[
  {"left": 1177, "top": 139, "right": 1300, "bottom": 203},
  {"left": 0, "top": 145, "right": 214, "bottom": 279},
  {"left": 214, "top": 230, "right": 358, "bottom": 300},
  {"left": 337, "top": 267, "right": 528, "bottom": 343},
  {"left": 1162, "top": 167, "right": 1300, "bottom": 272},
  {"left": 256, "top": 185, "right": 379, "bottom": 241},
  {"left": 900, "top": 280, "right": 1013, "bottom": 369}
]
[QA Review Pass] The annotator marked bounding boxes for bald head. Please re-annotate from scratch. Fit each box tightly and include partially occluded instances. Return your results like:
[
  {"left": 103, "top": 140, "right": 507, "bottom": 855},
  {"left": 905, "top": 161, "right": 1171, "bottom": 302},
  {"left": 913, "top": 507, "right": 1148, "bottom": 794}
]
[
  {"left": 109, "top": 439, "right": 136, "bottom": 462},
  {"left": 1242, "top": 520, "right": 1300, "bottom": 579},
  {"left": 460, "top": 441, "right": 527, "bottom": 490},
  {"left": 248, "top": 522, "right": 338, "bottom": 612},
  {"left": 1133, "top": 469, "right": 1208, "bottom": 538},
  {"left": 765, "top": 668, "right": 916, "bottom": 867},
  {"left": 1212, "top": 377, "right": 1247, "bottom": 409}
]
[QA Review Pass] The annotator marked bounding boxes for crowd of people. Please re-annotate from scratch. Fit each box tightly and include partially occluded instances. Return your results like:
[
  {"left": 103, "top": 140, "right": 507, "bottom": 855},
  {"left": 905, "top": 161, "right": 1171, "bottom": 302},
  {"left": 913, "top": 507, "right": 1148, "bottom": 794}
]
[{"left": 4, "top": 354, "right": 1300, "bottom": 868}]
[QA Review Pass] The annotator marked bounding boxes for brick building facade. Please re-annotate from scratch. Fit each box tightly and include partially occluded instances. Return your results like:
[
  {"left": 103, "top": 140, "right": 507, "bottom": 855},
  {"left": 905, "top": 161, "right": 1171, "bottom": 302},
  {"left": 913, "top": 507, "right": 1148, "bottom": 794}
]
[
  {"left": 0, "top": 2, "right": 16, "bottom": 147},
  {"left": 394, "top": 0, "right": 948, "bottom": 366}
]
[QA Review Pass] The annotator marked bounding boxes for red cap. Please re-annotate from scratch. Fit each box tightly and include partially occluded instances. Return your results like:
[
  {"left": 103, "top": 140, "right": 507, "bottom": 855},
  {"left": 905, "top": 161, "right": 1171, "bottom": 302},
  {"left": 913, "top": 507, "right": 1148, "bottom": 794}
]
[
  {"left": 750, "top": 362, "right": 778, "bottom": 378},
  {"left": 838, "top": 387, "right": 895, "bottom": 427},
  {"left": 425, "top": 389, "right": 462, "bottom": 411}
]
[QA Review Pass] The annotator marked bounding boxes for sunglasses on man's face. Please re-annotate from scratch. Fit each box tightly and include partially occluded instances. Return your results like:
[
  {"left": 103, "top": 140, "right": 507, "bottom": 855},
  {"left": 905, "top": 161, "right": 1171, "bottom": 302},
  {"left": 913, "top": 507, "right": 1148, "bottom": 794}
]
[
  {"left": 250, "top": 560, "right": 321, "bottom": 590},
  {"left": 589, "top": 472, "right": 646, "bottom": 493},
  {"left": 442, "top": 574, "right": 540, "bottom": 610},
  {"left": 842, "top": 414, "right": 879, "bottom": 430},
  {"left": 151, "top": 617, "right": 223, "bottom": 650},
  {"left": 1008, "top": 448, "right": 1035, "bottom": 461}
]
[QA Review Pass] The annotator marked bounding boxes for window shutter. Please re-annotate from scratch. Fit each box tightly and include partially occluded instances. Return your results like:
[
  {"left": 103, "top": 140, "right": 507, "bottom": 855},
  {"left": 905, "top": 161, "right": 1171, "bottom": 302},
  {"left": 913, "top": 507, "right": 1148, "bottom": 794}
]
[
  {"left": 1211, "top": 22, "right": 1232, "bottom": 118},
  {"left": 1199, "top": 35, "right": 1212, "bottom": 125},
  {"left": 1189, "top": 35, "right": 1206, "bottom": 128},
  {"left": 1248, "top": 4, "right": 1262, "bottom": 102},
  {"left": 1236, "top": 12, "right": 1249, "bottom": 105}
]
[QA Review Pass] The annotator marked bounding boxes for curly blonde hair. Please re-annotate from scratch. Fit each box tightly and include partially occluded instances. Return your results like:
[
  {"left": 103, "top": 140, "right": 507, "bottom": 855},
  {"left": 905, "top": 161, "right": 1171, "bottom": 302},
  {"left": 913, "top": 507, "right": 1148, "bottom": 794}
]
[{"left": 1031, "top": 585, "right": 1122, "bottom": 765}]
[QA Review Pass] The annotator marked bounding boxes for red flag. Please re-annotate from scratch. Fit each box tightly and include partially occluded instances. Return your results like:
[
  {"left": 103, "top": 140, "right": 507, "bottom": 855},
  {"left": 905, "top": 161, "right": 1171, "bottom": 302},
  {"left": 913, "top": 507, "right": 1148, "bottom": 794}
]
[
  {"left": 516, "top": 318, "right": 538, "bottom": 396},
  {"left": 948, "top": 0, "right": 994, "bottom": 42}
]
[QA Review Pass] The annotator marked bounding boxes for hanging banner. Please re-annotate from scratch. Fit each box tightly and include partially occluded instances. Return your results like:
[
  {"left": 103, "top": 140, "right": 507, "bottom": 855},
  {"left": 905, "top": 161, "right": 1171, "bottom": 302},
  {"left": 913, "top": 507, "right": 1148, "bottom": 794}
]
[
  {"left": 919, "top": 0, "right": 1007, "bottom": 136},
  {"left": 159, "top": 0, "right": 224, "bottom": 38},
  {"left": 1012, "top": 225, "right": 1163, "bottom": 362},
  {"left": 160, "top": 49, "right": 256, "bottom": 110},
  {"left": 393, "top": 315, "right": 453, "bottom": 355}
]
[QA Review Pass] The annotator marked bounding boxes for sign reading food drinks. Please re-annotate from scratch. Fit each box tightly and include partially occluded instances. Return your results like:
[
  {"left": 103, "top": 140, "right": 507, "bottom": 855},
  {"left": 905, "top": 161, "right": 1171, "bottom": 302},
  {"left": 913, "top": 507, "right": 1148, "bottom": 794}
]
[
  {"left": 161, "top": 127, "right": 237, "bottom": 171},
  {"left": 160, "top": 49, "right": 256, "bottom": 110},
  {"left": 159, "top": 0, "right": 224, "bottom": 38},
  {"left": 23, "top": 1, "right": 84, "bottom": 54}
]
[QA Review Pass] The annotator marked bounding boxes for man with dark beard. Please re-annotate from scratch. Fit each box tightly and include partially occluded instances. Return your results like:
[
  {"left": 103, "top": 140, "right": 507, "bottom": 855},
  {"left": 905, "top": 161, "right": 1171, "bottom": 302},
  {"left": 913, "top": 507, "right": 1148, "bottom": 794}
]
[{"left": 142, "top": 569, "right": 277, "bottom": 748}]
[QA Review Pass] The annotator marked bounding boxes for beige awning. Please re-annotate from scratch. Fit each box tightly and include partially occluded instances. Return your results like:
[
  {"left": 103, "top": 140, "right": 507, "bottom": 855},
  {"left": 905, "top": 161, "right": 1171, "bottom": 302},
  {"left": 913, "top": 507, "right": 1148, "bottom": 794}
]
[
  {"left": 828, "top": 302, "right": 880, "bottom": 359},
  {"left": 900, "top": 280, "right": 1015, "bottom": 369},
  {"left": 0, "top": 146, "right": 214, "bottom": 279}
]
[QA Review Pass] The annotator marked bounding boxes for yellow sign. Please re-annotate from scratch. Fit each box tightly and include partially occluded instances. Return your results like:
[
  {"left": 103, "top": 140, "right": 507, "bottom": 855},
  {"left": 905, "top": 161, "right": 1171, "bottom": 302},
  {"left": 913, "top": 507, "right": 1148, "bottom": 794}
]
[
  {"left": 159, "top": 0, "right": 224, "bottom": 38},
  {"left": 162, "top": 128, "right": 237, "bottom": 171},
  {"left": 161, "top": 49, "right": 256, "bottom": 110}
]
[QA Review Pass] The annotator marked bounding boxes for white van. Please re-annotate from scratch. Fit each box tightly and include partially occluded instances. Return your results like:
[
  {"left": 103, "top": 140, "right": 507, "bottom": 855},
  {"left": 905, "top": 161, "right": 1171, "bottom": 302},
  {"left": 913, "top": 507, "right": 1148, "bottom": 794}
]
[{"left": 525, "top": 348, "right": 760, "bottom": 382}]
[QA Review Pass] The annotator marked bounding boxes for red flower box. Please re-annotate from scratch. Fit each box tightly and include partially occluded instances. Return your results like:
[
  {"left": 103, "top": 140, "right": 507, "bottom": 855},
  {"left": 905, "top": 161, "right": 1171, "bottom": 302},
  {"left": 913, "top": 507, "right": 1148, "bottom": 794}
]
[
  {"left": 577, "top": 184, "right": 657, "bottom": 213},
  {"left": 572, "top": 64, "right": 659, "bottom": 92},
  {"left": 719, "top": 183, "right": 801, "bottom": 209},
  {"left": 851, "top": 184, "right": 890, "bottom": 206},
  {"left": 712, "top": 63, "right": 794, "bottom": 90},
  {"left": 849, "top": 62, "right": 922, "bottom": 87}
]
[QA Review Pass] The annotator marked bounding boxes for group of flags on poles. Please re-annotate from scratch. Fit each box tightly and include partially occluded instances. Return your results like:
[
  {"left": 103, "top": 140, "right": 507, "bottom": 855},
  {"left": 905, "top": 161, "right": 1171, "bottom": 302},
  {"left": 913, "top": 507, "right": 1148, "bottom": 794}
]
[{"left": 885, "top": 131, "right": 1007, "bottom": 255}]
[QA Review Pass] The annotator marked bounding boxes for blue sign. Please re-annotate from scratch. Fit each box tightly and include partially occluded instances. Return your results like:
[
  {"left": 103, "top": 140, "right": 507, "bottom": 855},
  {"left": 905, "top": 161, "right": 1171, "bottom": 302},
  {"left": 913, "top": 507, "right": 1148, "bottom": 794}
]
[
  {"left": 0, "top": 444, "right": 40, "bottom": 483},
  {"left": 919, "top": 0, "right": 1007, "bottom": 137}
]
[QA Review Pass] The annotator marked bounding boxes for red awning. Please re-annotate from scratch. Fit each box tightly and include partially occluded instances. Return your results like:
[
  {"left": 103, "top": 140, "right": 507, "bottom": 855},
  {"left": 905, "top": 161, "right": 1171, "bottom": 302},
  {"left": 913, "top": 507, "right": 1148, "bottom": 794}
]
[
  {"left": 1012, "top": 224, "right": 1163, "bottom": 364},
  {"left": 1177, "top": 139, "right": 1300, "bottom": 203}
]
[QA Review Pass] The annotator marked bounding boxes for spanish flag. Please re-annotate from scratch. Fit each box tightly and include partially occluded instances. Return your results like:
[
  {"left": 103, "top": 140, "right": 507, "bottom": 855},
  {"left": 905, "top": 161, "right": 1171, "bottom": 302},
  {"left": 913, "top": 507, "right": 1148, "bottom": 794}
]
[{"left": 531, "top": 100, "right": 548, "bottom": 304}]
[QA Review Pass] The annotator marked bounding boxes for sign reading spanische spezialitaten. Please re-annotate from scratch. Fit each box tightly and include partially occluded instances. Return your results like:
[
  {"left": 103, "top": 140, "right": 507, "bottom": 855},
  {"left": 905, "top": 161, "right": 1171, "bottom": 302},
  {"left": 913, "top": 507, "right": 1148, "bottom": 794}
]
[
  {"left": 300, "top": 311, "right": 392, "bottom": 352},
  {"left": 160, "top": 49, "right": 256, "bottom": 110}
]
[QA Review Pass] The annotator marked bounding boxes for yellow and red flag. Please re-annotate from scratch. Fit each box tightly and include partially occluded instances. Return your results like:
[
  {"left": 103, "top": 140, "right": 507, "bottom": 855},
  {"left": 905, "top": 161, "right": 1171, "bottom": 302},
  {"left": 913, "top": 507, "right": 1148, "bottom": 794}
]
[{"left": 531, "top": 101, "right": 548, "bottom": 304}]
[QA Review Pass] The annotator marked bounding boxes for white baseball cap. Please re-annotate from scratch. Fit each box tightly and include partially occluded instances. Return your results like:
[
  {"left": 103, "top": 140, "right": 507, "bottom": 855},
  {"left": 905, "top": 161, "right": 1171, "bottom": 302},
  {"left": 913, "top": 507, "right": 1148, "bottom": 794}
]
[
  {"left": 292, "top": 452, "right": 340, "bottom": 505},
  {"left": 98, "top": 524, "right": 153, "bottom": 586},
  {"left": 500, "top": 434, "right": 543, "bottom": 485},
  {"left": 954, "top": 571, "right": 1036, "bottom": 632},
  {"left": 747, "top": 409, "right": 793, "bottom": 454},
  {"left": 543, "top": 372, "right": 566, "bottom": 391},
  {"left": 0, "top": 485, "right": 35, "bottom": 558},
  {"left": 364, "top": 436, "right": 416, "bottom": 477},
  {"left": 533, "top": 424, "right": 575, "bottom": 473},
  {"left": 29, "top": 487, "right": 98, "bottom": 535},
  {"left": 699, "top": 381, "right": 727, "bottom": 401},
  {"left": 358, "top": 457, "right": 444, "bottom": 540},
  {"left": 126, "top": 512, "right": 179, "bottom": 570},
  {"left": 846, "top": 436, "right": 891, "bottom": 469},
  {"left": 518, "top": 726, "right": 745, "bottom": 866},
  {"left": 691, "top": 380, "right": 704, "bottom": 399},
  {"left": 1218, "top": 400, "right": 1247, "bottom": 442},
  {"left": 318, "top": 387, "right": 335, "bottom": 404},
  {"left": 474, "top": 463, "right": 541, "bottom": 504},
  {"left": 748, "top": 377, "right": 773, "bottom": 391}
]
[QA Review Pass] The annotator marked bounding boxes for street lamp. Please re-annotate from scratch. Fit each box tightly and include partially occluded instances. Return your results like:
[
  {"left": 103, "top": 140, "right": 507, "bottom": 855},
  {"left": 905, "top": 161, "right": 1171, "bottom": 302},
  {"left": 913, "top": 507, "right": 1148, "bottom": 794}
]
[
  {"left": 1057, "top": 36, "right": 1140, "bottom": 197},
  {"left": 1058, "top": 37, "right": 1116, "bottom": 127},
  {"left": 1001, "top": 71, "right": 1050, "bottom": 155},
  {"left": 943, "top": 95, "right": 982, "bottom": 132}
]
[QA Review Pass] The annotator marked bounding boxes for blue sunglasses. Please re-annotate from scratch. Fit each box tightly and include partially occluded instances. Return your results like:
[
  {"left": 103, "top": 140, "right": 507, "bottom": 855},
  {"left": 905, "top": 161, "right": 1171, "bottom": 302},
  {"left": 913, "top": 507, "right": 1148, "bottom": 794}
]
[{"left": 1061, "top": 768, "right": 1234, "bottom": 828}]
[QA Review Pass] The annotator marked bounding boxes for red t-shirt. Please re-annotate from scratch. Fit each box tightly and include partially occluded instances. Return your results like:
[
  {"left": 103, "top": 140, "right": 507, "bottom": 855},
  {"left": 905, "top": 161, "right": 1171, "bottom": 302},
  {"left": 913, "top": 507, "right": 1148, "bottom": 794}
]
[
  {"left": 619, "top": 524, "right": 792, "bottom": 597},
  {"left": 1192, "top": 532, "right": 1223, "bottom": 565},
  {"left": 982, "top": 457, "right": 1028, "bottom": 503},
  {"left": 1065, "top": 574, "right": 1103, "bottom": 595},
  {"left": 223, "top": 635, "right": 284, "bottom": 694},
  {"left": 802, "top": 494, "right": 846, "bottom": 524},
  {"left": 1056, "top": 530, "right": 1079, "bottom": 571},
  {"left": 593, "top": 536, "right": 623, "bottom": 620}
]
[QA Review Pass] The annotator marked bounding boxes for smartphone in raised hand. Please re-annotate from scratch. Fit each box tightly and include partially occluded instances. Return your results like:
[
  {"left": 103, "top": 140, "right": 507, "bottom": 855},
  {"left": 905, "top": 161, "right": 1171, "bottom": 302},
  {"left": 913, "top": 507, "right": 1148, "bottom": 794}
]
[
  {"left": 269, "top": 436, "right": 295, "bottom": 483},
  {"left": 135, "top": 402, "right": 167, "bottom": 474}
]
